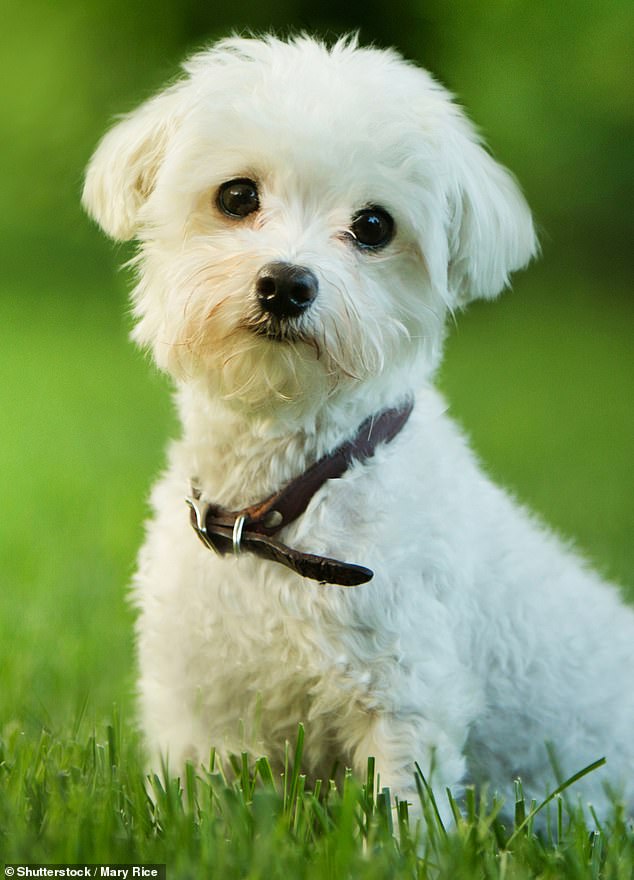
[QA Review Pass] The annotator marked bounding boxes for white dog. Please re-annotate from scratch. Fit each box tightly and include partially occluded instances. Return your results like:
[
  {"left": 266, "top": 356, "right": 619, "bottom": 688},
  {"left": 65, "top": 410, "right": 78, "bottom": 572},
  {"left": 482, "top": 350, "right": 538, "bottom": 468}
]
[{"left": 83, "top": 34, "right": 634, "bottom": 822}]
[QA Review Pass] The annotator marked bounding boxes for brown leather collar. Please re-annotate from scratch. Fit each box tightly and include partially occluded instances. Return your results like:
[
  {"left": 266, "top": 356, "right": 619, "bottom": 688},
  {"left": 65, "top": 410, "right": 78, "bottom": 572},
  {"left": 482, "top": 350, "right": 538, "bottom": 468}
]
[{"left": 186, "top": 399, "right": 414, "bottom": 586}]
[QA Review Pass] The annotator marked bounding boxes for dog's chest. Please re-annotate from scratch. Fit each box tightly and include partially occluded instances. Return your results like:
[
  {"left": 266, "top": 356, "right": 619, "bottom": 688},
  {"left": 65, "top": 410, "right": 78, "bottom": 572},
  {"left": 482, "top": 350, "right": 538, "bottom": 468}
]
[{"left": 179, "top": 550, "right": 384, "bottom": 732}]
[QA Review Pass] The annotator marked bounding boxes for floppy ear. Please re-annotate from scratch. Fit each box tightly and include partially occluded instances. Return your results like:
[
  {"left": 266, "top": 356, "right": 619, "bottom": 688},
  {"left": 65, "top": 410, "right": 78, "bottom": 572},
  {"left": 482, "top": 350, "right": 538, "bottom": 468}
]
[
  {"left": 447, "top": 131, "right": 537, "bottom": 306},
  {"left": 82, "top": 86, "right": 183, "bottom": 241}
]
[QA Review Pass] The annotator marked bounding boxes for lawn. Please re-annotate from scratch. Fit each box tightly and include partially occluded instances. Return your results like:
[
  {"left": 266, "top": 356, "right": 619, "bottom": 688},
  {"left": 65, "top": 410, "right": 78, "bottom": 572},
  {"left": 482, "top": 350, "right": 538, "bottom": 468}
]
[
  {"left": 2, "top": 718, "right": 633, "bottom": 877},
  {"left": 1, "top": 263, "right": 632, "bottom": 875}
]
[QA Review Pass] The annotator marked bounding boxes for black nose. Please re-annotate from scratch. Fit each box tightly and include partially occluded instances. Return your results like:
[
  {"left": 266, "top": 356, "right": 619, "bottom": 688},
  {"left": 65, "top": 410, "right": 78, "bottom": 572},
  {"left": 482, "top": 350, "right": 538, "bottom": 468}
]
[{"left": 255, "top": 262, "right": 318, "bottom": 319}]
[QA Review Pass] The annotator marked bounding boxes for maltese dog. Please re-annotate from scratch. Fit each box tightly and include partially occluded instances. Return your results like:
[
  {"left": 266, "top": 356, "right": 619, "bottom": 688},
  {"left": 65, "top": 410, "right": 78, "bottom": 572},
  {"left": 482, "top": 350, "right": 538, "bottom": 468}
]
[{"left": 83, "top": 34, "right": 633, "bottom": 822}]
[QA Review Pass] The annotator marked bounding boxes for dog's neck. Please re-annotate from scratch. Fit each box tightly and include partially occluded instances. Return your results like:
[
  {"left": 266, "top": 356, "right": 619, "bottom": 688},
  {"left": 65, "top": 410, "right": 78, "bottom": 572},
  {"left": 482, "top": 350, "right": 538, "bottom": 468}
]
[{"left": 173, "top": 376, "right": 419, "bottom": 510}]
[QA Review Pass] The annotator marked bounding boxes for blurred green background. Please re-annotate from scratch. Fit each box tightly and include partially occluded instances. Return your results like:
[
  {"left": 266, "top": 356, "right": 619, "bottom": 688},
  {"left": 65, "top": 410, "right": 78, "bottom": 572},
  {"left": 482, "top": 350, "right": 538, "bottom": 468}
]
[{"left": 1, "top": 1, "right": 632, "bottom": 730}]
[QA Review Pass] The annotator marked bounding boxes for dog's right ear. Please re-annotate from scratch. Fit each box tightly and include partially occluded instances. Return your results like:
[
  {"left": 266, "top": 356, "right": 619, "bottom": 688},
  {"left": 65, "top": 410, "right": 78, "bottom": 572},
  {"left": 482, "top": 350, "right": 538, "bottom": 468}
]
[{"left": 82, "top": 86, "right": 183, "bottom": 241}]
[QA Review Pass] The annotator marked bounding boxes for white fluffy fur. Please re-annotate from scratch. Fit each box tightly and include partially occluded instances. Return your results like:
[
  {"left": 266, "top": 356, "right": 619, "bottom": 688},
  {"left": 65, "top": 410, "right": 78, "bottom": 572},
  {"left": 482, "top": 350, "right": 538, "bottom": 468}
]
[{"left": 84, "top": 34, "right": 633, "bottom": 821}]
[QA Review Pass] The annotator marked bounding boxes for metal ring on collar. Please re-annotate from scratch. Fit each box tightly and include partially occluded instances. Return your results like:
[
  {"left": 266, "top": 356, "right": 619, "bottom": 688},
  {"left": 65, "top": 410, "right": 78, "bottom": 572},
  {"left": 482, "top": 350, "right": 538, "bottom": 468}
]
[{"left": 232, "top": 515, "right": 247, "bottom": 555}]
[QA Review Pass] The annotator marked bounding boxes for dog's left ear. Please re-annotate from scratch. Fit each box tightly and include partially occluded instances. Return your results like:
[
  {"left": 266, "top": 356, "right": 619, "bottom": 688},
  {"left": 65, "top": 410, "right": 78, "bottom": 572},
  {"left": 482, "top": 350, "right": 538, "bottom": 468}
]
[{"left": 446, "top": 129, "right": 537, "bottom": 306}]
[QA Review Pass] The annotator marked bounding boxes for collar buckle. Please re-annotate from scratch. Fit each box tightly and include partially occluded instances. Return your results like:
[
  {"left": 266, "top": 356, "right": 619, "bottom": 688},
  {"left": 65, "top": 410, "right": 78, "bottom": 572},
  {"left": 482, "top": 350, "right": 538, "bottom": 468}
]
[{"left": 186, "top": 484, "right": 221, "bottom": 554}]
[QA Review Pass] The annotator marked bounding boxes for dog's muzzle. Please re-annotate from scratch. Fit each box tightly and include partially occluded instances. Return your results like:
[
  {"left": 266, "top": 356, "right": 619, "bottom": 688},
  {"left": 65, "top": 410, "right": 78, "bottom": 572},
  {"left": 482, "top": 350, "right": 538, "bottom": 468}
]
[{"left": 255, "top": 262, "right": 318, "bottom": 319}]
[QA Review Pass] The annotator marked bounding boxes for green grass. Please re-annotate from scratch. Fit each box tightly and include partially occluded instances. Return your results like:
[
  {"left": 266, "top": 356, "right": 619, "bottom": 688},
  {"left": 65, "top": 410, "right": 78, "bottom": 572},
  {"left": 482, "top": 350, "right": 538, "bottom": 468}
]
[
  {"left": 1, "top": 265, "right": 633, "bottom": 874},
  {"left": 1, "top": 716, "right": 633, "bottom": 877},
  {"left": 0, "top": 276, "right": 175, "bottom": 725}
]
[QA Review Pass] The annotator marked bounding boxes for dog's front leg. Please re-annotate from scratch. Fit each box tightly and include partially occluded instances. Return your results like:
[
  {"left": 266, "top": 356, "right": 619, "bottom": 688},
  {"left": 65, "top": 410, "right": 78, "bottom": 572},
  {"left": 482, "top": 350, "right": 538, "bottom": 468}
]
[
  {"left": 346, "top": 711, "right": 467, "bottom": 828},
  {"left": 312, "top": 585, "right": 480, "bottom": 827}
]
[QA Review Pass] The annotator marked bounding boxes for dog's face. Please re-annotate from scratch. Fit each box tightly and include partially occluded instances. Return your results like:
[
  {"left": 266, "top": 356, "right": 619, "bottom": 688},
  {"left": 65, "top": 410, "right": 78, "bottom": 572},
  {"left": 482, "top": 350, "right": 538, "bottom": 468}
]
[{"left": 83, "top": 35, "right": 536, "bottom": 412}]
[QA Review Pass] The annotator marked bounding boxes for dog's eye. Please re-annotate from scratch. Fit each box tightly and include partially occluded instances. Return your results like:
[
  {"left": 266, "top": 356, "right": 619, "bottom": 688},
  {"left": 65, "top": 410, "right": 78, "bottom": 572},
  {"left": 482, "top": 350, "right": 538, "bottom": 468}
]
[
  {"left": 350, "top": 207, "right": 395, "bottom": 249},
  {"left": 216, "top": 178, "right": 260, "bottom": 218}
]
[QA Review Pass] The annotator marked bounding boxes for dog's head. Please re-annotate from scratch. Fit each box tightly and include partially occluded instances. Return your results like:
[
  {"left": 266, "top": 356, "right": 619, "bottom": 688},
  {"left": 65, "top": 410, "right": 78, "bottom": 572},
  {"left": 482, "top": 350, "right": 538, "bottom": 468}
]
[{"left": 83, "top": 35, "right": 536, "bottom": 411}]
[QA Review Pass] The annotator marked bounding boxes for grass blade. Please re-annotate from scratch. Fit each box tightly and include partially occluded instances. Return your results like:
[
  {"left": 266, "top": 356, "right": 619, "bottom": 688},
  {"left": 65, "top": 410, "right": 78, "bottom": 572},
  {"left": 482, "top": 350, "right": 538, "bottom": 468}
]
[{"left": 506, "top": 757, "right": 606, "bottom": 845}]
